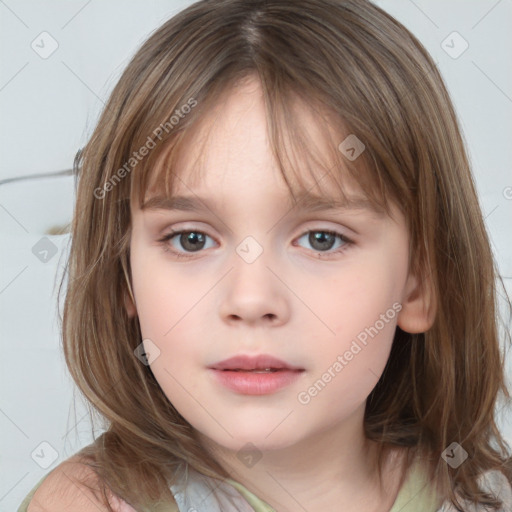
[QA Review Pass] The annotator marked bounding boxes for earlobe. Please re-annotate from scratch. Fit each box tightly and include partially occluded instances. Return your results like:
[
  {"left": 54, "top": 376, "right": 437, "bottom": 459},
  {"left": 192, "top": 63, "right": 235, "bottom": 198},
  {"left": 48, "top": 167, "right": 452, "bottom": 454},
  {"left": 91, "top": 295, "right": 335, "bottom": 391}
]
[{"left": 397, "top": 271, "right": 436, "bottom": 334}]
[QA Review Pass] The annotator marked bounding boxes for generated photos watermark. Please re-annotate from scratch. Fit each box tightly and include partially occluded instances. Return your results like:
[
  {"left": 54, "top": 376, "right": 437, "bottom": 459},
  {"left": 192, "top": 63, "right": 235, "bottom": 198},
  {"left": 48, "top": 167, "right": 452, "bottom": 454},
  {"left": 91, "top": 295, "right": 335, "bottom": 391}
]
[
  {"left": 297, "top": 302, "right": 403, "bottom": 405},
  {"left": 93, "top": 97, "right": 197, "bottom": 199}
]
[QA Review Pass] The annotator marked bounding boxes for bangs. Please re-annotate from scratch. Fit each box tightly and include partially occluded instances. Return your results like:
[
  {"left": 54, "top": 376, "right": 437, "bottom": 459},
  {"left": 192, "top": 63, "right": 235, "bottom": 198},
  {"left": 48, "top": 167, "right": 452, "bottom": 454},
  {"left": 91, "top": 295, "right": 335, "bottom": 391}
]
[{"left": 130, "top": 73, "right": 397, "bottom": 222}]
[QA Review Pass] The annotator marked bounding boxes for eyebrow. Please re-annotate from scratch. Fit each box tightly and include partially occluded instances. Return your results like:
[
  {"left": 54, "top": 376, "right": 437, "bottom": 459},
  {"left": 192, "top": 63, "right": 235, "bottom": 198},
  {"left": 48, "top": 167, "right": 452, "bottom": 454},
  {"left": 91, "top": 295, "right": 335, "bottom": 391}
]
[{"left": 141, "top": 191, "right": 385, "bottom": 217}]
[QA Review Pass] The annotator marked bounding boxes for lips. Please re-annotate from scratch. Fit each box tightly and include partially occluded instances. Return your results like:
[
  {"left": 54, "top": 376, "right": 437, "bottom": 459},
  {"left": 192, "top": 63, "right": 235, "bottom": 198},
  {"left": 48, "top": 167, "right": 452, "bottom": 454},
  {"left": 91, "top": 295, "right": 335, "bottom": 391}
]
[
  {"left": 208, "top": 354, "right": 305, "bottom": 395},
  {"left": 208, "top": 354, "right": 304, "bottom": 372}
]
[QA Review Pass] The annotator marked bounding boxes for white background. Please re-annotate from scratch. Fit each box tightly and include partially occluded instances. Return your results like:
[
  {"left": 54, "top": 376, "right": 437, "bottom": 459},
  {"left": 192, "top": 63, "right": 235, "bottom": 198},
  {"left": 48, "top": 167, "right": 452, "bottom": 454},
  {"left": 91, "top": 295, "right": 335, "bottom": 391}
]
[{"left": 1, "top": 1, "right": 511, "bottom": 510}]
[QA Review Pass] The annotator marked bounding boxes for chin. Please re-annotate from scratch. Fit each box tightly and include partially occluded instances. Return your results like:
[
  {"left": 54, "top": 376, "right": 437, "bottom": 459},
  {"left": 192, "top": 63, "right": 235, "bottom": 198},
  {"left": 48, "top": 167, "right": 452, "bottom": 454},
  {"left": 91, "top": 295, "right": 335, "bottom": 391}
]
[{"left": 200, "top": 423, "right": 303, "bottom": 454}]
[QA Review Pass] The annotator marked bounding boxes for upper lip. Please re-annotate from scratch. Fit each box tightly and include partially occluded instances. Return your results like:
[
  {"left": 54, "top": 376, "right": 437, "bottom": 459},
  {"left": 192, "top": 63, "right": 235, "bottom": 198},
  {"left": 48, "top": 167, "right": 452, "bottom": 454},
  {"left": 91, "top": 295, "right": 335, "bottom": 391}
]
[{"left": 208, "top": 354, "right": 304, "bottom": 371}]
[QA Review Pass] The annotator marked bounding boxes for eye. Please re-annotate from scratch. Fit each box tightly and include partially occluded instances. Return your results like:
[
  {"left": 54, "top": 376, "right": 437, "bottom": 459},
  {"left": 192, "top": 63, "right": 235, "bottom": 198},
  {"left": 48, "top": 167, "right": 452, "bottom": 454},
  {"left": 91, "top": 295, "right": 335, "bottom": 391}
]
[
  {"left": 158, "top": 230, "right": 216, "bottom": 258},
  {"left": 294, "top": 229, "right": 352, "bottom": 257},
  {"left": 157, "top": 228, "right": 353, "bottom": 259}
]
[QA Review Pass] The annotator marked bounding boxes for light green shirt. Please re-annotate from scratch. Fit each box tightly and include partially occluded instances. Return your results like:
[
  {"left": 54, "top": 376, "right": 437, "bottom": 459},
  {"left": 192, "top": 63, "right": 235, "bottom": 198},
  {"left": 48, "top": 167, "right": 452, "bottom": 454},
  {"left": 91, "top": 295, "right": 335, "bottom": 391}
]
[
  {"left": 226, "top": 457, "right": 442, "bottom": 512},
  {"left": 18, "top": 459, "right": 439, "bottom": 511},
  {"left": 19, "top": 457, "right": 512, "bottom": 511}
]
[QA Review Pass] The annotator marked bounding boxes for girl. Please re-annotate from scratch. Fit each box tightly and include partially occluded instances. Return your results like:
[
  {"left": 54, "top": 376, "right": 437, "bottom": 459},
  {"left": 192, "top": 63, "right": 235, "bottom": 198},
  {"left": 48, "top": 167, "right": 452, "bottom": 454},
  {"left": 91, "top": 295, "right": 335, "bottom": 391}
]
[{"left": 19, "top": 0, "right": 512, "bottom": 511}]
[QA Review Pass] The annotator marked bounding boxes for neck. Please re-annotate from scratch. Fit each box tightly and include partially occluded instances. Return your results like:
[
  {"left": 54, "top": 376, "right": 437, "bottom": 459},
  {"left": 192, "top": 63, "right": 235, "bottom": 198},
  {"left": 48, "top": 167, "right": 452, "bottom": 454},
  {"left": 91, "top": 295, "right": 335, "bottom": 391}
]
[{"left": 198, "top": 404, "right": 406, "bottom": 512}]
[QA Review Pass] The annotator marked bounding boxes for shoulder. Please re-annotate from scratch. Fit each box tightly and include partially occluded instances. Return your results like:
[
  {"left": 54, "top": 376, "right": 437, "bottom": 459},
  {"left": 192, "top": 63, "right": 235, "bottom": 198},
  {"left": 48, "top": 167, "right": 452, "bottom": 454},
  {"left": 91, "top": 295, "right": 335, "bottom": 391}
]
[
  {"left": 437, "top": 469, "right": 512, "bottom": 512},
  {"left": 25, "top": 454, "right": 136, "bottom": 512},
  {"left": 477, "top": 469, "right": 512, "bottom": 509}
]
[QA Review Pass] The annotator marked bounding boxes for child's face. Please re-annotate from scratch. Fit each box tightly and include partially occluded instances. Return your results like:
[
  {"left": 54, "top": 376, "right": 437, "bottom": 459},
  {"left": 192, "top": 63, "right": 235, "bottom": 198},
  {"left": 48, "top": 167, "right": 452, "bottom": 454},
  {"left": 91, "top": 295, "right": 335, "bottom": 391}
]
[{"left": 128, "top": 76, "right": 418, "bottom": 454}]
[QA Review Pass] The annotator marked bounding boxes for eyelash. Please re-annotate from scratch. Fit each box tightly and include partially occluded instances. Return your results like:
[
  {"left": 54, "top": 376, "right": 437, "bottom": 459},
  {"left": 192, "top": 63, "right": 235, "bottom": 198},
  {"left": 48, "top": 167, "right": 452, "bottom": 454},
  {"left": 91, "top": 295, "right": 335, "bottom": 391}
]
[{"left": 157, "top": 228, "right": 354, "bottom": 260}]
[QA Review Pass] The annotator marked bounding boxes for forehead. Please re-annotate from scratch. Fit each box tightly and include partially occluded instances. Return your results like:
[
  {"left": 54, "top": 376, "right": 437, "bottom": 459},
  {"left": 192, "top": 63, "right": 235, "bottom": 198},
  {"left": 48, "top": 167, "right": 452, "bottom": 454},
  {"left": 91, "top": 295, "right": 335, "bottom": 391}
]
[
  {"left": 134, "top": 75, "right": 391, "bottom": 220},
  {"left": 141, "top": 142, "right": 380, "bottom": 218}
]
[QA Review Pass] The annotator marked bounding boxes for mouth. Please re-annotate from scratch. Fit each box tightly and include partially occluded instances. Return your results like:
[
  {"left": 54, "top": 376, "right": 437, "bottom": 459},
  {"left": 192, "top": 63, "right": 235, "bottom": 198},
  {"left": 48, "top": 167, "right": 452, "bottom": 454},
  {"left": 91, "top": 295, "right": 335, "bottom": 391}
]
[
  {"left": 221, "top": 368, "right": 284, "bottom": 373},
  {"left": 208, "top": 354, "right": 304, "bottom": 372},
  {"left": 208, "top": 354, "right": 305, "bottom": 395}
]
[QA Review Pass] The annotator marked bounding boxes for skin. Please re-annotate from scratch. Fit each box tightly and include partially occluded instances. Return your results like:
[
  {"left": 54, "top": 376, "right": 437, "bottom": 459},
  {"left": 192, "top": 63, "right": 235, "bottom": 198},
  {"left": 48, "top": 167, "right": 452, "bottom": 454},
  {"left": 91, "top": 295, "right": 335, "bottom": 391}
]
[{"left": 126, "top": 75, "right": 435, "bottom": 512}]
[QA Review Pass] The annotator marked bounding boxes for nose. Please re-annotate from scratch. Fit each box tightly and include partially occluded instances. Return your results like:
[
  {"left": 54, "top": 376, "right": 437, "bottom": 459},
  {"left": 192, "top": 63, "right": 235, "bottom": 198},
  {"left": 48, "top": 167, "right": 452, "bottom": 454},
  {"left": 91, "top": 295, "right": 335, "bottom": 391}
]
[{"left": 218, "top": 247, "right": 290, "bottom": 327}]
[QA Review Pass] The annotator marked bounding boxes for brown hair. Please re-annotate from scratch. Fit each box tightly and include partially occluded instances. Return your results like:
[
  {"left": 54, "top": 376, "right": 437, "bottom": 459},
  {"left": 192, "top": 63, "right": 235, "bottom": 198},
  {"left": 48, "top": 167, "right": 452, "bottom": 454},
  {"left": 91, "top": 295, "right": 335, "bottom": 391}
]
[{"left": 61, "top": 0, "right": 512, "bottom": 510}]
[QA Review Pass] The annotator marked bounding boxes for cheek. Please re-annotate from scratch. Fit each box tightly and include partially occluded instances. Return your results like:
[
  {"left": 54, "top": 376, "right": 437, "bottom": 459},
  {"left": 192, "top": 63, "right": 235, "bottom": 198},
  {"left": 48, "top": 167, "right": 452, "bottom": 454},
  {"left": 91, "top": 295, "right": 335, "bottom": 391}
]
[
  {"left": 294, "top": 291, "right": 400, "bottom": 421},
  {"left": 301, "top": 251, "right": 406, "bottom": 390},
  {"left": 129, "top": 244, "right": 210, "bottom": 383},
  {"left": 313, "top": 263, "right": 401, "bottom": 341},
  {"left": 130, "top": 245, "right": 200, "bottom": 340}
]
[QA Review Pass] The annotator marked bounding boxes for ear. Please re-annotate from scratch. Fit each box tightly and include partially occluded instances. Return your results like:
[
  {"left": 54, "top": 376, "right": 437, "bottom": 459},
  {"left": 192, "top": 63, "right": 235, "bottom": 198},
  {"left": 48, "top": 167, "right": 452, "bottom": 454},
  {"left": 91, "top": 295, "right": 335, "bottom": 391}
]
[
  {"left": 124, "top": 290, "right": 137, "bottom": 318},
  {"left": 397, "top": 269, "right": 436, "bottom": 334}
]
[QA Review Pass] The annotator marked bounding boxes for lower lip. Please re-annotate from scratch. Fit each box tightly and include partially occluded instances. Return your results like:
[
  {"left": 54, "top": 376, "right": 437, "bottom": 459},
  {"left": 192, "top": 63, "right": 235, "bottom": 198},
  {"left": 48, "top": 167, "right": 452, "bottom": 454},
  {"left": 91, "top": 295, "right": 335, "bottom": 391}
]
[{"left": 209, "top": 369, "right": 304, "bottom": 395}]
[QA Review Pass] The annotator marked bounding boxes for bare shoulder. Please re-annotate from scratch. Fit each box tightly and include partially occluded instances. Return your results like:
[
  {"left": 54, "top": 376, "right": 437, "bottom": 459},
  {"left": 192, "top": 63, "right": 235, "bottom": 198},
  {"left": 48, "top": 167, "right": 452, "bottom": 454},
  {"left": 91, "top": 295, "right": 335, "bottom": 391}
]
[{"left": 27, "top": 454, "right": 131, "bottom": 512}]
